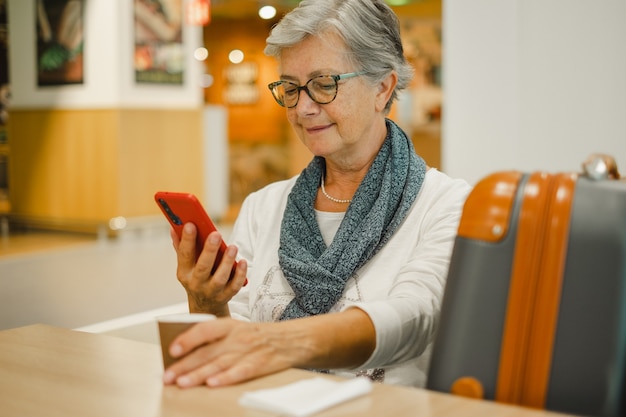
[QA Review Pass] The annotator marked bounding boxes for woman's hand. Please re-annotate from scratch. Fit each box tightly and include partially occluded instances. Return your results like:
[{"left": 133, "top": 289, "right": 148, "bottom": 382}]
[
  {"left": 172, "top": 223, "right": 248, "bottom": 316},
  {"left": 162, "top": 318, "right": 305, "bottom": 388},
  {"left": 161, "top": 309, "right": 376, "bottom": 388}
]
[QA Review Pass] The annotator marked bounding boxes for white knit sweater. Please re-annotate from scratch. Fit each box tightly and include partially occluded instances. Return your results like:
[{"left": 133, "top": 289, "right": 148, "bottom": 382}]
[{"left": 228, "top": 168, "right": 471, "bottom": 387}]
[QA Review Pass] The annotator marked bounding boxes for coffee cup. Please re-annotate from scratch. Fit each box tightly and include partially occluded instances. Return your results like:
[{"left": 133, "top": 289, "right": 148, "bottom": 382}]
[{"left": 157, "top": 313, "right": 215, "bottom": 368}]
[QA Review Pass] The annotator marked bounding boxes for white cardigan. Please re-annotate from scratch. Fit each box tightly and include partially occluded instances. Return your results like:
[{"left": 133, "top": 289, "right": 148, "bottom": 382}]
[{"left": 228, "top": 168, "right": 471, "bottom": 387}]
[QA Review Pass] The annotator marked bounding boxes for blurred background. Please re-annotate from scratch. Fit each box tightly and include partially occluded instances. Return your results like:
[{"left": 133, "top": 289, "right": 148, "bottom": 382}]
[
  {"left": 1, "top": 0, "right": 443, "bottom": 239},
  {"left": 1, "top": 0, "right": 624, "bottom": 337}
]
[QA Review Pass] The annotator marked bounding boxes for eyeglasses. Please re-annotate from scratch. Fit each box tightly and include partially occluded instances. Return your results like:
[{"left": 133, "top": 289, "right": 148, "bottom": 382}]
[{"left": 267, "top": 72, "right": 366, "bottom": 108}]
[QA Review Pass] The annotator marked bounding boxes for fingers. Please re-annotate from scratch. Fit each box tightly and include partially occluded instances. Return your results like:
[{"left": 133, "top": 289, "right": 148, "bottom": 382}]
[
  {"left": 165, "top": 353, "right": 254, "bottom": 388},
  {"left": 204, "top": 360, "right": 258, "bottom": 387},
  {"left": 163, "top": 320, "right": 230, "bottom": 387},
  {"left": 194, "top": 233, "right": 230, "bottom": 282},
  {"left": 176, "top": 224, "right": 229, "bottom": 286},
  {"left": 200, "top": 243, "right": 247, "bottom": 290},
  {"left": 232, "top": 259, "right": 249, "bottom": 288},
  {"left": 162, "top": 321, "right": 279, "bottom": 388},
  {"left": 176, "top": 223, "right": 199, "bottom": 266},
  {"left": 175, "top": 355, "right": 258, "bottom": 388},
  {"left": 174, "top": 223, "right": 247, "bottom": 313},
  {"left": 171, "top": 320, "right": 225, "bottom": 358}
]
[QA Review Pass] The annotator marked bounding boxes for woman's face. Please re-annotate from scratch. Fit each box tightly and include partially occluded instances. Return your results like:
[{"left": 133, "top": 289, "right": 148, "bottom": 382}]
[{"left": 278, "top": 32, "right": 390, "bottom": 167}]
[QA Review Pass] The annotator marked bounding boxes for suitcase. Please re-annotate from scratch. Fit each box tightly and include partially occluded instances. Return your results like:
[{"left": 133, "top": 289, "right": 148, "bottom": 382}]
[{"left": 427, "top": 155, "right": 626, "bottom": 417}]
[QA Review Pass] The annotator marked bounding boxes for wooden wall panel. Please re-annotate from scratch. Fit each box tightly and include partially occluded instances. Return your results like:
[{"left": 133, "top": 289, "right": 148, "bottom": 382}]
[
  {"left": 7, "top": 108, "right": 203, "bottom": 232},
  {"left": 8, "top": 109, "right": 119, "bottom": 222},
  {"left": 117, "top": 109, "right": 204, "bottom": 217}
]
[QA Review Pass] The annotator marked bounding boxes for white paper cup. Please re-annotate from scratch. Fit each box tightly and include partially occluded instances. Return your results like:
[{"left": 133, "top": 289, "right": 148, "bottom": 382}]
[{"left": 157, "top": 313, "right": 215, "bottom": 368}]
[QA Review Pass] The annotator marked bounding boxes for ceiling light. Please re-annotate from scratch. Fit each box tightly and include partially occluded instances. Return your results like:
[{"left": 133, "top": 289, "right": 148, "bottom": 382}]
[
  {"left": 229, "top": 49, "right": 244, "bottom": 64},
  {"left": 194, "top": 47, "right": 209, "bottom": 61},
  {"left": 259, "top": 5, "right": 276, "bottom": 20}
]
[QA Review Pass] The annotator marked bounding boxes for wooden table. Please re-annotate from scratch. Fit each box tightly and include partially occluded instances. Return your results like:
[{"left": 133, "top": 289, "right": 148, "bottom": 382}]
[{"left": 0, "top": 324, "right": 575, "bottom": 417}]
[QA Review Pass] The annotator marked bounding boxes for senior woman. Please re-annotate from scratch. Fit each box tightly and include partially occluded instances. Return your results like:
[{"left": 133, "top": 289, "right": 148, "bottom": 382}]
[{"left": 163, "top": 0, "right": 470, "bottom": 389}]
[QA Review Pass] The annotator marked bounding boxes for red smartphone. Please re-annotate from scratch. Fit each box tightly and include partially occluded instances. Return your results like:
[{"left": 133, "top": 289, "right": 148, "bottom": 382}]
[{"left": 154, "top": 191, "right": 240, "bottom": 281}]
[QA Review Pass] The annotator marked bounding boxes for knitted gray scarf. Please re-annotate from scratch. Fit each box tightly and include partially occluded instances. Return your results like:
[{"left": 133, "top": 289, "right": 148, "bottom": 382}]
[{"left": 278, "top": 119, "right": 426, "bottom": 320}]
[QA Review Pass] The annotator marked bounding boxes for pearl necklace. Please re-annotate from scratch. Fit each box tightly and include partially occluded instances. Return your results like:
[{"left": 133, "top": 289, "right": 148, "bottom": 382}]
[{"left": 320, "top": 176, "right": 352, "bottom": 204}]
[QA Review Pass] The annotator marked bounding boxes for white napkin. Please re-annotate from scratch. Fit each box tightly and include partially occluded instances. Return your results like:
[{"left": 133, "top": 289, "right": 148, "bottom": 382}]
[{"left": 238, "top": 376, "right": 373, "bottom": 417}]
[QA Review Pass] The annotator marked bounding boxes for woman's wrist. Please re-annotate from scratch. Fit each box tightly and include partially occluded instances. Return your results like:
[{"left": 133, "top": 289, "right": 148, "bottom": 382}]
[{"left": 187, "top": 294, "right": 231, "bottom": 317}]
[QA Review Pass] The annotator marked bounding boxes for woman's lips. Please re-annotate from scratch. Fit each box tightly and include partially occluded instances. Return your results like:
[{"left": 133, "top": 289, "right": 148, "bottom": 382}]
[{"left": 306, "top": 124, "right": 332, "bottom": 134}]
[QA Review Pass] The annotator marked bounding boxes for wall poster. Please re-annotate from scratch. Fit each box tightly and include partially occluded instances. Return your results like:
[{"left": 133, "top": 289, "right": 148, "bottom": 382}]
[
  {"left": 36, "top": 0, "right": 84, "bottom": 86},
  {"left": 134, "top": 0, "right": 184, "bottom": 85}
]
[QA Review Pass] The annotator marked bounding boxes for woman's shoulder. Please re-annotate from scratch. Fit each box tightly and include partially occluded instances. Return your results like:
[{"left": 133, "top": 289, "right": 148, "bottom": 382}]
[
  {"left": 409, "top": 168, "right": 472, "bottom": 217},
  {"left": 401, "top": 168, "right": 472, "bottom": 229},
  {"left": 251, "top": 175, "right": 299, "bottom": 197},
  {"left": 233, "top": 175, "right": 300, "bottom": 232},
  {"left": 241, "top": 175, "right": 299, "bottom": 209},
  {"left": 423, "top": 168, "right": 472, "bottom": 197}
]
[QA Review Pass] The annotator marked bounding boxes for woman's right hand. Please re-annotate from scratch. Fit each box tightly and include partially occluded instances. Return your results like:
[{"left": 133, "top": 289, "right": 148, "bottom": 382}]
[{"left": 171, "top": 223, "right": 248, "bottom": 317}]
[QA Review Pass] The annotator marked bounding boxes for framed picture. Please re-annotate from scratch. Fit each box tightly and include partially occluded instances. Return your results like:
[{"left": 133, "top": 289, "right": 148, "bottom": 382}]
[
  {"left": 36, "top": 0, "right": 84, "bottom": 86},
  {"left": 134, "top": 0, "right": 184, "bottom": 85}
]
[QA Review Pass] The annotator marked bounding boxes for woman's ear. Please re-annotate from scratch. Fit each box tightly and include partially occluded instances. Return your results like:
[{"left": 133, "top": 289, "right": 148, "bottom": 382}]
[{"left": 375, "top": 71, "right": 398, "bottom": 112}]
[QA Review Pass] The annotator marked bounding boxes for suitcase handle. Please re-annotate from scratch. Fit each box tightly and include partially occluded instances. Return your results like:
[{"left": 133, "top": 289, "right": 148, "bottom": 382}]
[{"left": 582, "top": 153, "right": 620, "bottom": 180}]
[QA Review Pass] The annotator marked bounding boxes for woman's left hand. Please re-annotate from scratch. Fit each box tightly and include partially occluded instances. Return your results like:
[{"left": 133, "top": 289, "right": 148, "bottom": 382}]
[
  {"left": 162, "top": 308, "right": 376, "bottom": 388},
  {"left": 161, "top": 318, "right": 304, "bottom": 388}
]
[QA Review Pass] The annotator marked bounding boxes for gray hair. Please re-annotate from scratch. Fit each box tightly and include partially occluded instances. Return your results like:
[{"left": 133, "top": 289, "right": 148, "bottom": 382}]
[{"left": 265, "top": 0, "right": 413, "bottom": 112}]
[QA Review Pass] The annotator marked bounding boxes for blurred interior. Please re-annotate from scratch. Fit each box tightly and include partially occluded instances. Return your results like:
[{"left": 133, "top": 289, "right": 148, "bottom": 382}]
[
  {"left": 0, "top": 0, "right": 444, "bottom": 334},
  {"left": 0, "top": 0, "right": 443, "bottom": 250},
  {"left": 3, "top": 0, "right": 625, "bottom": 340},
  {"left": 203, "top": 0, "right": 443, "bottom": 221}
]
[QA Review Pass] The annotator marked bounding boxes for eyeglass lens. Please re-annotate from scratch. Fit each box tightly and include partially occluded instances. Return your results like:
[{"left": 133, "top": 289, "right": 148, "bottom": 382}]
[{"left": 271, "top": 75, "right": 338, "bottom": 108}]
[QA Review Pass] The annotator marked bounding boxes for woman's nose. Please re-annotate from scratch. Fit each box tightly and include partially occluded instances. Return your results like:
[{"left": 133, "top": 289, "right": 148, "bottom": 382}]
[{"left": 294, "top": 89, "right": 319, "bottom": 114}]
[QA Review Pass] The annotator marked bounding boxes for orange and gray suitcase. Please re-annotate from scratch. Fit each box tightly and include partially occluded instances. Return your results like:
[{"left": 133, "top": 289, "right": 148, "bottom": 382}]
[{"left": 427, "top": 155, "right": 626, "bottom": 416}]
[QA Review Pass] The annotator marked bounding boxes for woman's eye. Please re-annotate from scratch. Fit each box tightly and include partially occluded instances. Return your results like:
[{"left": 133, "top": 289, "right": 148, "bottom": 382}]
[
  {"left": 312, "top": 81, "right": 334, "bottom": 91},
  {"left": 284, "top": 88, "right": 298, "bottom": 97}
]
